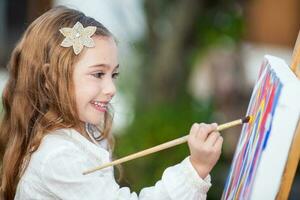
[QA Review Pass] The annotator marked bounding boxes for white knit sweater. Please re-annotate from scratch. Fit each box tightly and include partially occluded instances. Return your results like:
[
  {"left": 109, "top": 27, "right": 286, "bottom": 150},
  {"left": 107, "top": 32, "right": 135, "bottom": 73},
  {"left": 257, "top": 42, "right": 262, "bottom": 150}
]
[{"left": 15, "top": 128, "right": 211, "bottom": 200}]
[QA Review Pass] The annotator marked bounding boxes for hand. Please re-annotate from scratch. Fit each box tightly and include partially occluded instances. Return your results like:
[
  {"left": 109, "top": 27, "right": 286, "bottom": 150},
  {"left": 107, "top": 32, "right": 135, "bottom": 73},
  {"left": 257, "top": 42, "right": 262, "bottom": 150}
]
[{"left": 187, "top": 123, "right": 223, "bottom": 179}]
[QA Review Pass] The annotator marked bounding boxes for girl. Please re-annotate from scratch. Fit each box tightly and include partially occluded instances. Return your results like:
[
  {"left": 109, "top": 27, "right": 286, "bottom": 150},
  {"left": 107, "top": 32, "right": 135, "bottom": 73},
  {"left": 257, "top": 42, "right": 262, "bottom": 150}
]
[{"left": 0, "top": 6, "right": 223, "bottom": 200}]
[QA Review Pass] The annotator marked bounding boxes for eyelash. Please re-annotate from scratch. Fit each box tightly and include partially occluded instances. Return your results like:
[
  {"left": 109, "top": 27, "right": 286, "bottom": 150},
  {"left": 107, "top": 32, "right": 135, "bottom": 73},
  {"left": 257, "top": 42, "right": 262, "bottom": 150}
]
[{"left": 92, "top": 72, "right": 120, "bottom": 79}]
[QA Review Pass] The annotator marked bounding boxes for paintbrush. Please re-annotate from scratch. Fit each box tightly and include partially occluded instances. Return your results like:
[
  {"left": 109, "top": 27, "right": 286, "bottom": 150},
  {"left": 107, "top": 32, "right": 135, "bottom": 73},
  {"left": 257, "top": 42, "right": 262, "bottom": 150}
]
[{"left": 83, "top": 116, "right": 252, "bottom": 175}]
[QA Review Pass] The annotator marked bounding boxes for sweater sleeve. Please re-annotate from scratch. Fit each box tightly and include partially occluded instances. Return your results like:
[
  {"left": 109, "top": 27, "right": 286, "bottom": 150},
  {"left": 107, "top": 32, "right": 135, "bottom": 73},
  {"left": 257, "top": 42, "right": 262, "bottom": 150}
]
[
  {"left": 138, "top": 156, "right": 211, "bottom": 200},
  {"left": 40, "top": 147, "right": 211, "bottom": 200}
]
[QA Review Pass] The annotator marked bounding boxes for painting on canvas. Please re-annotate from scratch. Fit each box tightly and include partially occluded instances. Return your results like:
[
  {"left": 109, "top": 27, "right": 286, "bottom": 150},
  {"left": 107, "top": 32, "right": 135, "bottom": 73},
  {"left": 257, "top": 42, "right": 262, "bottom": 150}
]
[{"left": 222, "top": 55, "right": 300, "bottom": 199}]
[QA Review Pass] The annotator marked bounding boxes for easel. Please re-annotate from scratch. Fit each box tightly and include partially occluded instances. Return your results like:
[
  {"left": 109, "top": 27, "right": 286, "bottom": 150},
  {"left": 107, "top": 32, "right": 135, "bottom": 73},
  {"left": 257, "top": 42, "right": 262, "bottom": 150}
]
[{"left": 276, "top": 31, "right": 300, "bottom": 199}]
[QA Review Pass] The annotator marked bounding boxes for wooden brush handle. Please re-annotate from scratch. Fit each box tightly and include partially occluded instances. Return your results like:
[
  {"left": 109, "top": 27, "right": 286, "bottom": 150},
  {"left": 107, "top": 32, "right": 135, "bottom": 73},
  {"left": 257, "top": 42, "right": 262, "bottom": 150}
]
[{"left": 83, "top": 118, "right": 244, "bottom": 175}]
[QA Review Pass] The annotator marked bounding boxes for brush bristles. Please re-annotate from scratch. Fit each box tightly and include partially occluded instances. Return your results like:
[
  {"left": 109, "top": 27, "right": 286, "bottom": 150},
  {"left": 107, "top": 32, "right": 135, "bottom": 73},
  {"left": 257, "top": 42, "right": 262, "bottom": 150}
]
[{"left": 242, "top": 116, "right": 252, "bottom": 123}]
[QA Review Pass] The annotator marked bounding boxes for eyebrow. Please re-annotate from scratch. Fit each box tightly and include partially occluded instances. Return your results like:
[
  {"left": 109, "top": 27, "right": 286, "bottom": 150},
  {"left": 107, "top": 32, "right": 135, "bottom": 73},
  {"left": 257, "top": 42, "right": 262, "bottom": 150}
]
[{"left": 88, "top": 64, "right": 119, "bottom": 70}]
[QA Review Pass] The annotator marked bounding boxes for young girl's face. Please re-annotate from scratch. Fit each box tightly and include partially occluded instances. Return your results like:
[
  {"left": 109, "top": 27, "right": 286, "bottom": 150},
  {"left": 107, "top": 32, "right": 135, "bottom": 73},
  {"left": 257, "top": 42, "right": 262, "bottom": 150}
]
[{"left": 73, "top": 36, "right": 119, "bottom": 125}]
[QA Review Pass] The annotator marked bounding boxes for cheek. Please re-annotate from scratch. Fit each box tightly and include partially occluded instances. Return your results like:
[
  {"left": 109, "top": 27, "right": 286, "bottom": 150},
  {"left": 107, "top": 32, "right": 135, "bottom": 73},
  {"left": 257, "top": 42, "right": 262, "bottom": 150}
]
[{"left": 74, "top": 81, "right": 101, "bottom": 105}]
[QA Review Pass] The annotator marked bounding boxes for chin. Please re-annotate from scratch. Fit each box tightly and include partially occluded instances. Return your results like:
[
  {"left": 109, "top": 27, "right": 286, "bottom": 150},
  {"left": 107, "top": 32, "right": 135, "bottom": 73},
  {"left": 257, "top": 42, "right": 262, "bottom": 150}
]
[{"left": 88, "top": 116, "right": 105, "bottom": 125}]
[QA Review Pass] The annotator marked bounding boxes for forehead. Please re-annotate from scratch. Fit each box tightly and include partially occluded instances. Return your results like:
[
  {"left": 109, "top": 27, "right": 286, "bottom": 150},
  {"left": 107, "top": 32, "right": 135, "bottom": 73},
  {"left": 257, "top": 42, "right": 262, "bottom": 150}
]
[{"left": 74, "top": 36, "right": 118, "bottom": 70}]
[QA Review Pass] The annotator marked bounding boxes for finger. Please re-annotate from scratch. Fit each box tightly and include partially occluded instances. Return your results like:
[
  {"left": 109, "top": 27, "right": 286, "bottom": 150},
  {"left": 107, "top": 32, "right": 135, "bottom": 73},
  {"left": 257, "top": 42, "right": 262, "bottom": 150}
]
[
  {"left": 197, "top": 123, "right": 218, "bottom": 141},
  {"left": 189, "top": 123, "right": 199, "bottom": 134},
  {"left": 214, "top": 136, "right": 223, "bottom": 150},
  {"left": 205, "top": 131, "right": 220, "bottom": 146},
  {"left": 189, "top": 123, "right": 200, "bottom": 138},
  {"left": 196, "top": 123, "right": 209, "bottom": 140}
]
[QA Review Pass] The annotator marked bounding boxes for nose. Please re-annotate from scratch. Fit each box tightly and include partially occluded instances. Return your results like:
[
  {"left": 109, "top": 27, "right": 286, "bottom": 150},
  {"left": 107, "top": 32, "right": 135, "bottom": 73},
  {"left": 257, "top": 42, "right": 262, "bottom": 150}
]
[{"left": 102, "top": 78, "right": 116, "bottom": 99}]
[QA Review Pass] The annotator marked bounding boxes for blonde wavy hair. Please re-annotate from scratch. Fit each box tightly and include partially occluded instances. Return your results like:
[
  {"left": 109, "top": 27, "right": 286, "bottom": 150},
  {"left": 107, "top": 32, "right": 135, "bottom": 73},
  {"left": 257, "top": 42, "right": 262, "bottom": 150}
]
[{"left": 0, "top": 6, "right": 116, "bottom": 199}]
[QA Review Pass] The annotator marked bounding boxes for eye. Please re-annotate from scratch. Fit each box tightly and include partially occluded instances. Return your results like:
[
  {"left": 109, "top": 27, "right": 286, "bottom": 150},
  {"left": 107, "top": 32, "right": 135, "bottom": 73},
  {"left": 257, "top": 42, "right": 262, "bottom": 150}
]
[
  {"left": 112, "top": 72, "right": 120, "bottom": 79},
  {"left": 92, "top": 72, "right": 105, "bottom": 79}
]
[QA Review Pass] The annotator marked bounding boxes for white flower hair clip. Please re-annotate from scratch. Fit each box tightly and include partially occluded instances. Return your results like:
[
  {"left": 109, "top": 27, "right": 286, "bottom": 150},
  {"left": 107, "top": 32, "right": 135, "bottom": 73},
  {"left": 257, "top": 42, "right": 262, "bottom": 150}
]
[{"left": 59, "top": 21, "right": 97, "bottom": 55}]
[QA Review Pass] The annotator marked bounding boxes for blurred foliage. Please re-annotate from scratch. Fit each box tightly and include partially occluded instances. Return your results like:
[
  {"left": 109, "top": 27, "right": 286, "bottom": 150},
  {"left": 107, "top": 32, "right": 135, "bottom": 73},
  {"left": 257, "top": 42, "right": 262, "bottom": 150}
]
[
  {"left": 115, "top": 97, "right": 215, "bottom": 191},
  {"left": 113, "top": 0, "right": 245, "bottom": 199},
  {"left": 196, "top": 5, "right": 244, "bottom": 48},
  {"left": 114, "top": 98, "right": 236, "bottom": 199}
]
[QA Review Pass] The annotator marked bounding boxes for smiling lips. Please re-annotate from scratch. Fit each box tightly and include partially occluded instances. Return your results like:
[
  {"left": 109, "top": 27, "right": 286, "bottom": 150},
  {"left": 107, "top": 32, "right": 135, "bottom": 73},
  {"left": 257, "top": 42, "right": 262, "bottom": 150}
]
[{"left": 91, "top": 100, "right": 108, "bottom": 112}]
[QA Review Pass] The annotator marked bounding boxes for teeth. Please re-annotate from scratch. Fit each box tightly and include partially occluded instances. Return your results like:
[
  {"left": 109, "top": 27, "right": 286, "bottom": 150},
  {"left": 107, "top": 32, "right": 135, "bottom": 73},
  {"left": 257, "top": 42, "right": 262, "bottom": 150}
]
[{"left": 92, "top": 101, "right": 107, "bottom": 108}]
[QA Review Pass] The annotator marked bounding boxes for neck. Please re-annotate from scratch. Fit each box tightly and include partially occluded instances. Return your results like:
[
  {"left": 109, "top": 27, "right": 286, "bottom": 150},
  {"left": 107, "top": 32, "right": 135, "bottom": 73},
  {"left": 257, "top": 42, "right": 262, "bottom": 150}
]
[
  {"left": 74, "top": 122, "right": 90, "bottom": 141},
  {"left": 74, "top": 122, "right": 100, "bottom": 145}
]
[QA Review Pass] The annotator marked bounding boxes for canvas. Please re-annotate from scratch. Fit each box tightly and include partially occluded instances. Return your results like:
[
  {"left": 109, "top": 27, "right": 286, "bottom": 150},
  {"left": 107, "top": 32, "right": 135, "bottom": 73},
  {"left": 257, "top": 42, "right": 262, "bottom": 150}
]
[{"left": 222, "top": 55, "right": 300, "bottom": 199}]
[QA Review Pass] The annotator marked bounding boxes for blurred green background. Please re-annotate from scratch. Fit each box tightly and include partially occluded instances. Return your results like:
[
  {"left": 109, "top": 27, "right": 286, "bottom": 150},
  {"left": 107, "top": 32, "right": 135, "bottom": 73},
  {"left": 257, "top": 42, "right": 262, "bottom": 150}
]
[{"left": 113, "top": 2, "right": 245, "bottom": 199}]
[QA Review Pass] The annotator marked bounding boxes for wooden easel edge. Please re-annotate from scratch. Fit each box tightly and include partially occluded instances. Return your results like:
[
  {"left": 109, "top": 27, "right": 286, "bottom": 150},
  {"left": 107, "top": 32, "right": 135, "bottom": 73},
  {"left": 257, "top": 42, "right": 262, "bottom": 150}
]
[{"left": 275, "top": 31, "right": 300, "bottom": 200}]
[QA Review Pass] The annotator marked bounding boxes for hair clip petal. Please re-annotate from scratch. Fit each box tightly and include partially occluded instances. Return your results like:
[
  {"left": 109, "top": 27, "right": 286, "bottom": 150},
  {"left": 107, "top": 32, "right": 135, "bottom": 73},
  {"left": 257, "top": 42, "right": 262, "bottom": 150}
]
[
  {"left": 59, "top": 21, "right": 97, "bottom": 55},
  {"left": 84, "top": 26, "right": 97, "bottom": 37},
  {"left": 59, "top": 28, "right": 73, "bottom": 37},
  {"left": 81, "top": 37, "right": 95, "bottom": 48},
  {"left": 74, "top": 22, "right": 84, "bottom": 32},
  {"left": 73, "top": 40, "right": 84, "bottom": 55},
  {"left": 61, "top": 37, "right": 73, "bottom": 47}
]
